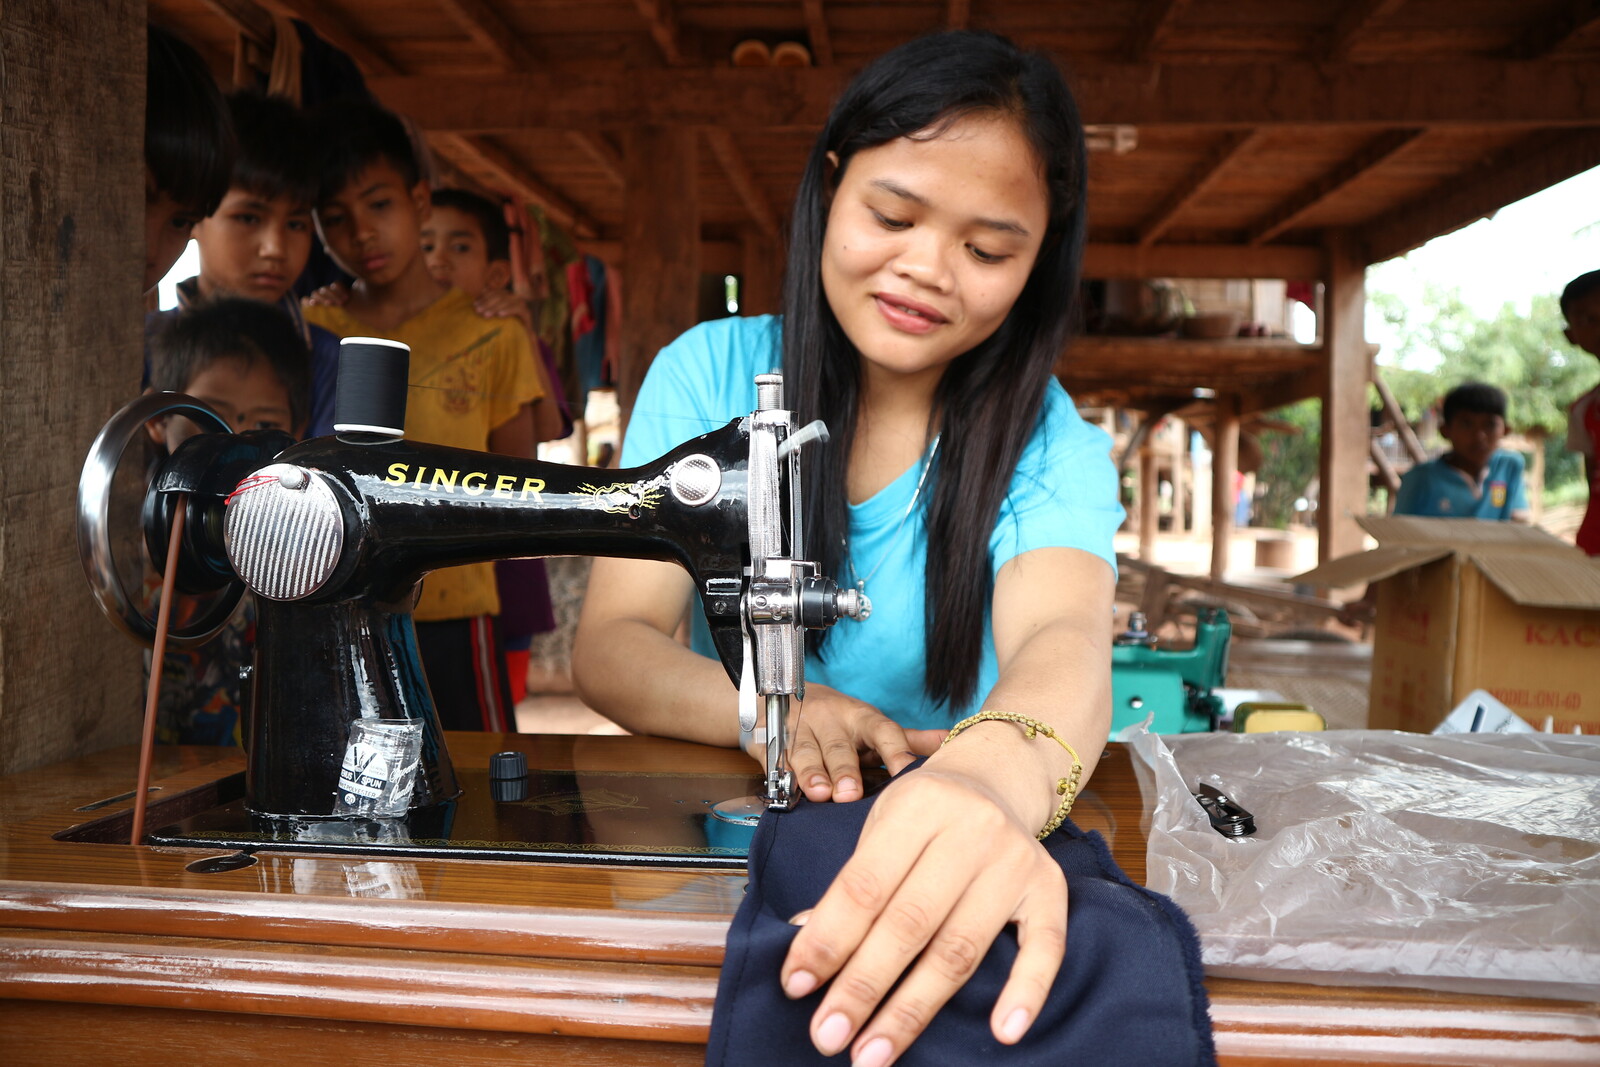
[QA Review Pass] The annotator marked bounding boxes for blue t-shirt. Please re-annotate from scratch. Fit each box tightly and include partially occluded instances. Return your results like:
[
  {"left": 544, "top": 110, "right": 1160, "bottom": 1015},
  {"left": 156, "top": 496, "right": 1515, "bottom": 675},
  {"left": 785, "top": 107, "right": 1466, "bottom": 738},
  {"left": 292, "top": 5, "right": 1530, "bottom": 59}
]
[
  {"left": 1393, "top": 451, "right": 1528, "bottom": 520},
  {"left": 621, "top": 315, "right": 1124, "bottom": 729}
]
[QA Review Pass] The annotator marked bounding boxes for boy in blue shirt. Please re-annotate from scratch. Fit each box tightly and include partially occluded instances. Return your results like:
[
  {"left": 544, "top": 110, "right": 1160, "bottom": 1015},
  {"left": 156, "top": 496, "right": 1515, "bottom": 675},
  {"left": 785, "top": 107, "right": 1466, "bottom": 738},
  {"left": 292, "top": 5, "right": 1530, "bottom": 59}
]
[{"left": 1394, "top": 382, "right": 1529, "bottom": 522}]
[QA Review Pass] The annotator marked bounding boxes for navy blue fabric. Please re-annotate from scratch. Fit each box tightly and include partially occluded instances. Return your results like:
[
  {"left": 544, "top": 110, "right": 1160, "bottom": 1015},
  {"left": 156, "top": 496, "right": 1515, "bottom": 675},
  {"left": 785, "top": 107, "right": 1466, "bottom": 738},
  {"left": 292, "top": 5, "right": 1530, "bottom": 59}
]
[{"left": 707, "top": 763, "right": 1216, "bottom": 1066}]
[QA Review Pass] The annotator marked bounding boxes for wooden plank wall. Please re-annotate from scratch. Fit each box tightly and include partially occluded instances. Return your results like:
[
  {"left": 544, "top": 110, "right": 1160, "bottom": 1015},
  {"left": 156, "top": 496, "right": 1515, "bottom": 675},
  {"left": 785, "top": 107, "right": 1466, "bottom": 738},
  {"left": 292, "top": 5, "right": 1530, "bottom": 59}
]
[{"left": 0, "top": 0, "right": 146, "bottom": 774}]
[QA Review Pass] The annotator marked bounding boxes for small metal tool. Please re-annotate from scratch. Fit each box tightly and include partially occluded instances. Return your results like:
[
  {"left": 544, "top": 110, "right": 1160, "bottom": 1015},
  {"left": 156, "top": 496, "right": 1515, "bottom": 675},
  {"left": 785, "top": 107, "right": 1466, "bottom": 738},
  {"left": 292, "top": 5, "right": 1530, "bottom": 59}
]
[{"left": 1193, "top": 782, "right": 1256, "bottom": 837}]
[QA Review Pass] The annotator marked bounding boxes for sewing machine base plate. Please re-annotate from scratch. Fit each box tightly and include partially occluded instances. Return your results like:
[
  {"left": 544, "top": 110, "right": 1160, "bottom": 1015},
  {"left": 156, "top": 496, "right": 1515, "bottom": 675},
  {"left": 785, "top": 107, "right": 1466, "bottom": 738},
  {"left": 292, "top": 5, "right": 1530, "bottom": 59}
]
[{"left": 135, "top": 766, "right": 766, "bottom": 868}]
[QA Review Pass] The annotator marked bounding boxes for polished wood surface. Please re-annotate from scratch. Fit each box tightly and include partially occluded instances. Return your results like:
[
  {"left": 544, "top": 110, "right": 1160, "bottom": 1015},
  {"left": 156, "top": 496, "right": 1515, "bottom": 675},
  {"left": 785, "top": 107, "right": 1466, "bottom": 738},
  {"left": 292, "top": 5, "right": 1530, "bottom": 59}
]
[{"left": 1, "top": 735, "right": 1595, "bottom": 1065}]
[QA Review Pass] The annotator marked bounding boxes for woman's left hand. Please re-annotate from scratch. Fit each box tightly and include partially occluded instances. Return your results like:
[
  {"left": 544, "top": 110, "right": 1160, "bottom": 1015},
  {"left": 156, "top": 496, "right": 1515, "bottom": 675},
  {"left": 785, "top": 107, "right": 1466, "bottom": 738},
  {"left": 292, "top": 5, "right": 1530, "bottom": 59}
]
[{"left": 780, "top": 758, "right": 1068, "bottom": 1066}]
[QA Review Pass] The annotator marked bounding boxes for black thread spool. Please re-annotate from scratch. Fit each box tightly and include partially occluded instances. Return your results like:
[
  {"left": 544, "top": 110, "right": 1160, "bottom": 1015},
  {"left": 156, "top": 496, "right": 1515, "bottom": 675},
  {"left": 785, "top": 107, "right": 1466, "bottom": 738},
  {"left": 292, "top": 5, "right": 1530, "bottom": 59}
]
[{"left": 334, "top": 336, "right": 410, "bottom": 438}]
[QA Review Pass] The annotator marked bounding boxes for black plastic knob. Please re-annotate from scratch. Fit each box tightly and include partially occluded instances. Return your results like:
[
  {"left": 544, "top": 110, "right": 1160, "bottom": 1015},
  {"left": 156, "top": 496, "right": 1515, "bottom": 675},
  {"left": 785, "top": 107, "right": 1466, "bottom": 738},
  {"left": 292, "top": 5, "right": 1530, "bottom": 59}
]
[{"left": 489, "top": 750, "right": 528, "bottom": 779}]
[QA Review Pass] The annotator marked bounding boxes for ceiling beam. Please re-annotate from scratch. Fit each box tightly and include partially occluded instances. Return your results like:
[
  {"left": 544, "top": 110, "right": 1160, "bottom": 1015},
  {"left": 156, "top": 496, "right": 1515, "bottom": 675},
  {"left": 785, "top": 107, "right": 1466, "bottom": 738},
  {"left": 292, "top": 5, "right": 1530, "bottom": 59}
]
[
  {"left": 369, "top": 61, "right": 1600, "bottom": 131},
  {"left": 1137, "top": 129, "right": 1262, "bottom": 247},
  {"left": 567, "top": 132, "right": 626, "bottom": 187},
  {"left": 436, "top": 0, "right": 535, "bottom": 72},
  {"left": 703, "top": 128, "right": 781, "bottom": 239},
  {"left": 1512, "top": 0, "right": 1600, "bottom": 59},
  {"left": 632, "top": 0, "right": 686, "bottom": 66},
  {"left": 1360, "top": 127, "right": 1600, "bottom": 263},
  {"left": 1323, "top": 0, "right": 1408, "bottom": 63},
  {"left": 432, "top": 133, "right": 598, "bottom": 238},
  {"left": 946, "top": 0, "right": 970, "bottom": 30},
  {"left": 1085, "top": 243, "right": 1323, "bottom": 281},
  {"left": 1129, "top": 0, "right": 1195, "bottom": 62},
  {"left": 200, "top": 0, "right": 274, "bottom": 45},
  {"left": 256, "top": 0, "right": 401, "bottom": 75},
  {"left": 801, "top": 1, "right": 833, "bottom": 66},
  {"left": 1246, "top": 128, "right": 1427, "bottom": 246}
]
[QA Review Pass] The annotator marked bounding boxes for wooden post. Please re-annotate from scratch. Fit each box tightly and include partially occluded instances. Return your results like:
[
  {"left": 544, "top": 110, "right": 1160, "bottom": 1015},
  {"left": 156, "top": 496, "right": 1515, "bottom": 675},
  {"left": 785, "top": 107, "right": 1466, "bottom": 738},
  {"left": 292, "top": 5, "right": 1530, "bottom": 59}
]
[
  {"left": 618, "top": 125, "right": 699, "bottom": 427},
  {"left": 1170, "top": 417, "right": 1188, "bottom": 534},
  {"left": 739, "top": 225, "right": 781, "bottom": 317},
  {"left": 1138, "top": 443, "right": 1158, "bottom": 561},
  {"left": 1319, "top": 231, "right": 1371, "bottom": 563},
  {"left": 1211, "top": 393, "right": 1241, "bottom": 580},
  {"left": 1, "top": 0, "right": 145, "bottom": 773}
]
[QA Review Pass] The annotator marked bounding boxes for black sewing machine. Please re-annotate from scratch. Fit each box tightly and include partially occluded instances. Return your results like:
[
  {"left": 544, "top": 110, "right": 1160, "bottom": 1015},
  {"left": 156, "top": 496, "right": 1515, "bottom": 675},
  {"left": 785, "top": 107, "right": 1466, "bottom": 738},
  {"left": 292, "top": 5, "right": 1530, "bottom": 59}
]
[{"left": 77, "top": 340, "right": 864, "bottom": 866}]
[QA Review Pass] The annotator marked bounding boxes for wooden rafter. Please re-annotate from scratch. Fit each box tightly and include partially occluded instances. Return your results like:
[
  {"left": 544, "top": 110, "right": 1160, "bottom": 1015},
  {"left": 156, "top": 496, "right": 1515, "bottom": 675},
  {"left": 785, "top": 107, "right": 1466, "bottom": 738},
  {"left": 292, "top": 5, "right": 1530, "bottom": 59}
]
[
  {"left": 1360, "top": 127, "right": 1600, "bottom": 263},
  {"left": 436, "top": 0, "right": 535, "bottom": 72},
  {"left": 801, "top": 1, "right": 833, "bottom": 66},
  {"left": 1129, "top": 0, "right": 1195, "bottom": 62},
  {"left": 1137, "top": 129, "right": 1262, "bottom": 247},
  {"left": 632, "top": 0, "right": 685, "bottom": 66},
  {"left": 370, "top": 61, "right": 1599, "bottom": 131},
  {"left": 568, "top": 132, "right": 626, "bottom": 187},
  {"left": 256, "top": 0, "right": 400, "bottom": 75},
  {"left": 1323, "top": 0, "right": 1409, "bottom": 63},
  {"left": 946, "top": 0, "right": 970, "bottom": 30},
  {"left": 432, "top": 133, "right": 598, "bottom": 238},
  {"left": 1246, "top": 128, "right": 1426, "bottom": 246},
  {"left": 200, "top": 0, "right": 274, "bottom": 45},
  {"left": 703, "top": 128, "right": 780, "bottom": 239},
  {"left": 1085, "top": 243, "right": 1322, "bottom": 281},
  {"left": 1513, "top": 0, "right": 1600, "bottom": 59}
]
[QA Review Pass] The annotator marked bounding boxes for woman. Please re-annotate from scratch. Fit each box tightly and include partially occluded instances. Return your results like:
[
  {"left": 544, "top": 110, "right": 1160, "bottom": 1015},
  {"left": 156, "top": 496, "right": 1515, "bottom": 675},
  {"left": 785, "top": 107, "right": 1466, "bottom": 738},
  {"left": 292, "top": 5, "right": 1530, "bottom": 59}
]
[{"left": 574, "top": 31, "right": 1121, "bottom": 1066}]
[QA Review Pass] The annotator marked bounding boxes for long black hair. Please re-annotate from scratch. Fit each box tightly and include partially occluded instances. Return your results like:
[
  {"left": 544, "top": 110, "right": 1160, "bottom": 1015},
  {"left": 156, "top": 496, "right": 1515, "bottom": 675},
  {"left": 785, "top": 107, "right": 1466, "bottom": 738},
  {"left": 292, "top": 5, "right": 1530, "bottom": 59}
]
[{"left": 781, "top": 31, "right": 1088, "bottom": 711}]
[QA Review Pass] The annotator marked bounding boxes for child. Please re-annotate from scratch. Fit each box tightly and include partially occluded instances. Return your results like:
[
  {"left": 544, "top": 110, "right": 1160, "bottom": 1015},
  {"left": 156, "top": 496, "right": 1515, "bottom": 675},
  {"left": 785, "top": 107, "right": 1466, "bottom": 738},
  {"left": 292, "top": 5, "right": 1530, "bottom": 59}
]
[
  {"left": 574, "top": 31, "right": 1123, "bottom": 1061},
  {"left": 145, "top": 297, "right": 310, "bottom": 744},
  {"left": 303, "top": 97, "right": 544, "bottom": 733},
  {"left": 1394, "top": 382, "right": 1529, "bottom": 521},
  {"left": 144, "top": 25, "right": 233, "bottom": 295},
  {"left": 1562, "top": 270, "right": 1600, "bottom": 555},
  {"left": 153, "top": 91, "right": 339, "bottom": 437},
  {"left": 422, "top": 187, "right": 567, "bottom": 701}
]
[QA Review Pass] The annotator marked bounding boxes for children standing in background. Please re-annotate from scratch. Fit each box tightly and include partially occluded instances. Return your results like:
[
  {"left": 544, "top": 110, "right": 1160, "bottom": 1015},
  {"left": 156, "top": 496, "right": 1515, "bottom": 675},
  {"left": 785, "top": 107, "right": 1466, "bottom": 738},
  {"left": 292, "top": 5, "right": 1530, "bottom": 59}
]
[
  {"left": 143, "top": 25, "right": 233, "bottom": 295},
  {"left": 1394, "top": 382, "right": 1529, "bottom": 522},
  {"left": 151, "top": 91, "right": 340, "bottom": 437},
  {"left": 1561, "top": 270, "right": 1600, "bottom": 555},
  {"left": 303, "top": 97, "right": 544, "bottom": 732},
  {"left": 144, "top": 298, "right": 310, "bottom": 743}
]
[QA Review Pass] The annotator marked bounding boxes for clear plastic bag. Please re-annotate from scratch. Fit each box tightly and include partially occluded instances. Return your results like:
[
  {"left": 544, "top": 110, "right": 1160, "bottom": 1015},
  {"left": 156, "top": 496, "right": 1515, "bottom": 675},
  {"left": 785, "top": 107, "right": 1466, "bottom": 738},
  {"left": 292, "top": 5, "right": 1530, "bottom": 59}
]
[{"left": 1129, "top": 729, "right": 1600, "bottom": 1001}]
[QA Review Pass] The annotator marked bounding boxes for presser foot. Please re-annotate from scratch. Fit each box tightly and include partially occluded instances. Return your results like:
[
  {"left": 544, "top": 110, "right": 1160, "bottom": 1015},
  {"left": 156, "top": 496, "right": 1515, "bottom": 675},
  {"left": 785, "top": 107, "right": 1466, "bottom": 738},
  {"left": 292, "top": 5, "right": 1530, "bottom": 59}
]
[{"left": 711, "top": 770, "right": 798, "bottom": 826}]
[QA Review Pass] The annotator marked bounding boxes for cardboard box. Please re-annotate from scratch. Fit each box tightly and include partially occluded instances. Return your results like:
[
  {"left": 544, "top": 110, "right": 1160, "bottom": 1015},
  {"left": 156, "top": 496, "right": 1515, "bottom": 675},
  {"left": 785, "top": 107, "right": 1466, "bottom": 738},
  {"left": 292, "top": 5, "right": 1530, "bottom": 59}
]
[{"left": 1295, "top": 516, "right": 1600, "bottom": 733}]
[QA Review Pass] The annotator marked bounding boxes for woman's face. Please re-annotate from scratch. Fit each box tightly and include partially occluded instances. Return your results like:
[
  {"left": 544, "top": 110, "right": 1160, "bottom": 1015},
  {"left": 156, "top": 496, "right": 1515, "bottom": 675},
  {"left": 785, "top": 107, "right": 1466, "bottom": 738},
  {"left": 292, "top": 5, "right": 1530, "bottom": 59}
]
[{"left": 820, "top": 113, "right": 1050, "bottom": 390}]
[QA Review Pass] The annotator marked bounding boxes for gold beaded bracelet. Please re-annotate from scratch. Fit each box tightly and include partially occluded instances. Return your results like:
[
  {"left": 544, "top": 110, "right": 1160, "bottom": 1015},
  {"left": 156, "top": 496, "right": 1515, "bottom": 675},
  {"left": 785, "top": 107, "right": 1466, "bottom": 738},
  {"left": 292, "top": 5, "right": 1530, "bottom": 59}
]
[{"left": 942, "top": 711, "right": 1084, "bottom": 840}]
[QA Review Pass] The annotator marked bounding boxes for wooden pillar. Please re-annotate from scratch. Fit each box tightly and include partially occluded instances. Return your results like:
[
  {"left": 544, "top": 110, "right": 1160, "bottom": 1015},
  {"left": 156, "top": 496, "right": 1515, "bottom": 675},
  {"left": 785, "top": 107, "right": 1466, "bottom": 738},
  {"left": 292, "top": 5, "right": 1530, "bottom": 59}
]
[
  {"left": 1, "top": 0, "right": 146, "bottom": 774},
  {"left": 739, "top": 225, "right": 781, "bottom": 317},
  {"left": 1210, "top": 394, "right": 1241, "bottom": 580},
  {"left": 618, "top": 126, "right": 699, "bottom": 427},
  {"left": 1319, "top": 231, "right": 1371, "bottom": 563},
  {"left": 1170, "top": 418, "right": 1188, "bottom": 534},
  {"left": 1138, "top": 443, "right": 1158, "bottom": 561}
]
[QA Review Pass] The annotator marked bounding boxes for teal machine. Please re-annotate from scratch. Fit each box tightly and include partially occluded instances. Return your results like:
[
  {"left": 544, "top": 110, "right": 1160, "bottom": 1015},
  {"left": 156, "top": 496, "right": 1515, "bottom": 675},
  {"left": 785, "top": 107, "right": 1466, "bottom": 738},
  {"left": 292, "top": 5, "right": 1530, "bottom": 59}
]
[{"left": 1109, "top": 607, "right": 1230, "bottom": 735}]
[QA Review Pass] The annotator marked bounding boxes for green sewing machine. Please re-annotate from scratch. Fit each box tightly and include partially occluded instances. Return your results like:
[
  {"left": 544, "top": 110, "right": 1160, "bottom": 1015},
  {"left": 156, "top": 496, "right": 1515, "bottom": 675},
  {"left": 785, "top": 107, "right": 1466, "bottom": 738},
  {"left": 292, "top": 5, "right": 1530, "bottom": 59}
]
[{"left": 1109, "top": 607, "right": 1230, "bottom": 735}]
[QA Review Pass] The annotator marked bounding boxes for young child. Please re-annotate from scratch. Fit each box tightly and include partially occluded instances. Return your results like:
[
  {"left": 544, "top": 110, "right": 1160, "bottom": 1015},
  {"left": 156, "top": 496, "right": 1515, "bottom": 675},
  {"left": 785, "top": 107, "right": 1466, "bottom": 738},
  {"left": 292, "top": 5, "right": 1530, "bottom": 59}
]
[
  {"left": 1561, "top": 270, "right": 1600, "bottom": 555},
  {"left": 1394, "top": 382, "right": 1529, "bottom": 521},
  {"left": 303, "top": 97, "right": 544, "bottom": 733},
  {"left": 152, "top": 91, "right": 339, "bottom": 437},
  {"left": 144, "top": 25, "right": 233, "bottom": 295},
  {"left": 422, "top": 187, "right": 567, "bottom": 700},
  {"left": 145, "top": 297, "right": 310, "bottom": 744}
]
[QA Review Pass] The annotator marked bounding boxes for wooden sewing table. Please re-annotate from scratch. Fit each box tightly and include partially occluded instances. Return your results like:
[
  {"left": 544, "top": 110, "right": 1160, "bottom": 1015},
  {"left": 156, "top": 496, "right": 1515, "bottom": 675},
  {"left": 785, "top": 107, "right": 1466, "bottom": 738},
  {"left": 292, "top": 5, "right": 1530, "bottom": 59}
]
[{"left": 1, "top": 735, "right": 1594, "bottom": 1065}]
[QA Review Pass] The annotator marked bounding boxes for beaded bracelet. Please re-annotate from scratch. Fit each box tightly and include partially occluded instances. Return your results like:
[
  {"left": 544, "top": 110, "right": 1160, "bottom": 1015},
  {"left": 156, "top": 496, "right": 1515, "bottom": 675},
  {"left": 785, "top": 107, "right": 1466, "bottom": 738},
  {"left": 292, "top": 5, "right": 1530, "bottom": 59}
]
[{"left": 942, "top": 711, "right": 1084, "bottom": 840}]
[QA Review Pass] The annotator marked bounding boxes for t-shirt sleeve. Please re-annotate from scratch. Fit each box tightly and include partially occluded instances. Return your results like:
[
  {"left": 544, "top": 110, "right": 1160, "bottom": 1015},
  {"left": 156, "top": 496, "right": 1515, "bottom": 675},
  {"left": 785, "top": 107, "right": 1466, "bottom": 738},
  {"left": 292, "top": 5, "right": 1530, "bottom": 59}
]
[
  {"left": 1393, "top": 465, "right": 1423, "bottom": 515},
  {"left": 990, "top": 383, "right": 1124, "bottom": 578},
  {"left": 1505, "top": 451, "right": 1529, "bottom": 513},
  {"left": 621, "top": 318, "right": 775, "bottom": 468},
  {"left": 486, "top": 321, "right": 542, "bottom": 431}
]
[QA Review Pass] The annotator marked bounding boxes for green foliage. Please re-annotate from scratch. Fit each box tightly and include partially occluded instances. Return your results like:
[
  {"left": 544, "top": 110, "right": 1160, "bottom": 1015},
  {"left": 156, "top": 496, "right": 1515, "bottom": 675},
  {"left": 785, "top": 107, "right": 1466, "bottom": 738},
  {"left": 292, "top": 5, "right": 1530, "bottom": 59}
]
[{"left": 1255, "top": 399, "right": 1321, "bottom": 530}]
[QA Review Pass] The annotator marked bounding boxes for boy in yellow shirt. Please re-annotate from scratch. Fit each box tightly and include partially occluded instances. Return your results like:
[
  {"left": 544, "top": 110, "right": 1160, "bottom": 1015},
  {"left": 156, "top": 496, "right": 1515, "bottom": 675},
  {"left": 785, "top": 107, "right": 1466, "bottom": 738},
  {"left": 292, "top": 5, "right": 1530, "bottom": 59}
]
[{"left": 304, "top": 97, "right": 543, "bottom": 732}]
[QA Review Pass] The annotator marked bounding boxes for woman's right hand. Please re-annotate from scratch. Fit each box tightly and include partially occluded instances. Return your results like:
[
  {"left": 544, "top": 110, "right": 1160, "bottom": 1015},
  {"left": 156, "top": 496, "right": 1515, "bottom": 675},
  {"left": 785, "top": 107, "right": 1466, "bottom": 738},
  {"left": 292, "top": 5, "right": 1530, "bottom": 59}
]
[{"left": 786, "top": 685, "right": 944, "bottom": 803}]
